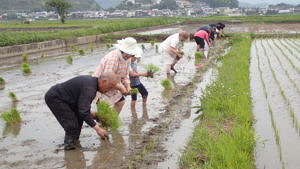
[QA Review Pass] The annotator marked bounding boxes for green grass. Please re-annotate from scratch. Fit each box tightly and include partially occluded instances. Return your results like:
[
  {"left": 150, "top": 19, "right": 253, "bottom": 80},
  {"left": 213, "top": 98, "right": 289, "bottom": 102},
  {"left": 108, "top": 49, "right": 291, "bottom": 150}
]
[
  {"left": 21, "top": 53, "right": 29, "bottom": 62},
  {"left": 180, "top": 34, "right": 255, "bottom": 169},
  {"left": 0, "top": 108, "right": 21, "bottom": 124},
  {"left": 96, "top": 101, "right": 121, "bottom": 131},
  {"left": 195, "top": 52, "right": 204, "bottom": 59},
  {"left": 21, "top": 63, "right": 32, "bottom": 74},
  {"left": 8, "top": 92, "right": 18, "bottom": 102},
  {"left": 65, "top": 55, "right": 73, "bottom": 64},
  {"left": 129, "top": 88, "right": 139, "bottom": 95},
  {"left": 0, "top": 77, "right": 5, "bottom": 85},
  {"left": 161, "top": 79, "right": 172, "bottom": 90},
  {"left": 143, "top": 63, "right": 160, "bottom": 74}
]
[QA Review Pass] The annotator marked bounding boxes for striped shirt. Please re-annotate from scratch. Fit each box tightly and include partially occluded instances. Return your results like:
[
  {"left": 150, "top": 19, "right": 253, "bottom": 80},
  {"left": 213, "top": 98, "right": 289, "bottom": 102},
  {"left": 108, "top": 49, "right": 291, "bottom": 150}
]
[{"left": 93, "top": 49, "right": 130, "bottom": 104}]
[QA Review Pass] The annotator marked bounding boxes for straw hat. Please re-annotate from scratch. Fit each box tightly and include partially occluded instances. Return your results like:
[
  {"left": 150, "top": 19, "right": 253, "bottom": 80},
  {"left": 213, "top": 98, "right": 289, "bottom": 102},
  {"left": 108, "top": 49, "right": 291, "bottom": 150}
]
[{"left": 114, "top": 37, "right": 143, "bottom": 56}]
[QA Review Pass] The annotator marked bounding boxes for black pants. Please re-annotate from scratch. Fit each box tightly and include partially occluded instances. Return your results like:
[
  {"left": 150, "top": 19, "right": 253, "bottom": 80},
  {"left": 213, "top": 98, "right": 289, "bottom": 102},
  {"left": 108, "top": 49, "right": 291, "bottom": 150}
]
[
  {"left": 45, "top": 87, "right": 83, "bottom": 140},
  {"left": 131, "top": 83, "right": 148, "bottom": 101},
  {"left": 194, "top": 36, "right": 205, "bottom": 48}
]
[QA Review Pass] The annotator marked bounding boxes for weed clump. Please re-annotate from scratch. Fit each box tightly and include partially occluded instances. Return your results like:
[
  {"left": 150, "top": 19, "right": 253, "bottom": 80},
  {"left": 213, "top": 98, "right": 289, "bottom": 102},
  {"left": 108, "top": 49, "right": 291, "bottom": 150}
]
[
  {"left": 21, "top": 53, "right": 29, "bottom": 62},
  {"left": 8, "top": 92, "right": 18, "bottom": 102},
  {"left": 65, "top": 55, "right": 73, "bottom": 64},
  {"left": 0, "top": 77, "right": 5, "bottom": 85},
  {"left": 161, "top": 79, "right": 172, "bottom": 90},
  {"left": 96, "top": 101, "right": 120, "bottom": 131},
  {"left": 195, "top": 52, "right": 204, "bottom": 59},
  {"left": 21, "top": 63, "right": 31, "bottom": 74},
  {"left": 0, "top": 108, "right": 21, "bottom": 124}
]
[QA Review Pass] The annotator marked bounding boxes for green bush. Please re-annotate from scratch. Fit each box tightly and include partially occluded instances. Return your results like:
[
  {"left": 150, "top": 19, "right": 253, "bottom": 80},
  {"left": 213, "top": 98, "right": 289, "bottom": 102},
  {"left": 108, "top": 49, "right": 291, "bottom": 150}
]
[
  {"left": 65, "top": 55, "right": 73, "bottom": 64},
  {"left": 143, "top": 63, "right": 160, "bottom": 74},
  {"left": 161, "top": 79, "right": 172, "bottom": 90},
  {"left": 96, "top": 101, "right": 120, "bottom": 130},
  {"left": 0, "top": 108, "right": 21, "bottom": 124},
  {"left": 0, "top": 77, "right": 5, "bottom": 85},
  {"left": 21, "top": 63, "right": 31, "bottom": 74},
  {"left": 8, "top": 92, "right": 18, "bottom": 102}
]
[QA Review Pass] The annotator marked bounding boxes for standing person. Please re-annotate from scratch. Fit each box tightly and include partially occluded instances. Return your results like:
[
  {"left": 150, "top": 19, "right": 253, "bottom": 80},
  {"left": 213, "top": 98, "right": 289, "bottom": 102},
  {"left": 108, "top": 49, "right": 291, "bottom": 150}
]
[
  {"left": 194, "top": 29, "right": 211, "bottom": 53},
  {"left": 159, "top": 30, "right": 189, "bottom": 75},
  {"left": 93, "top": 37, "right": 142, "bottom": 113},
  {"left": 44, "top": 73, "right": 120, "bottom": 150},
  {"left": 129, "top": 54, "right": 152, "bottom": 107}
]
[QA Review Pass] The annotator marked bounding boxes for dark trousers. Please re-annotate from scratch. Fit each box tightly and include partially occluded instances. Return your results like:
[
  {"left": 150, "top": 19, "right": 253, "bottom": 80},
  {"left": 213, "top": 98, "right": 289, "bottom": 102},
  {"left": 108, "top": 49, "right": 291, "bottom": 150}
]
[
  {"left": 131, "top": 83, "right": 148, "bottom": 101},
  {"left": 45, "top": 87, "right": 83, "bottom": 140}
]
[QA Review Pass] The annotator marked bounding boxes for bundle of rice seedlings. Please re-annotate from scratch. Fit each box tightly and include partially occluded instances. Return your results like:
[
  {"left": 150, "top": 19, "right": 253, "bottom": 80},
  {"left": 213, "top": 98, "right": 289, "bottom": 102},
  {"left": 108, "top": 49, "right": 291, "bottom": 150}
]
[
  {"left": 143, "top": 64, "right": 160, "bottom": 74},
  {"left": 0, "top": 77, "right": 5, "bottom": 85},
  {"left": 78, "top": 49, "right": 85, "bottom": 56},
  {"left": 89, "top": 43, "right": 94, "bottom": 52},
  {"left": 96, "top": 101, "right": 120, "bottom": 130},
  {"left": 195, "top": 52, "right": 204, "bottom": 59},
  {"left": 21, "top": 53, "right": 29, "bottom": 63},
  {"left": 129, "top": 88, "right": 139, "bottom": 95},
  {"left": 65, "top": 55, "right": 73, "bottom": 64},
  {"left": 8, "top": 92, "right": 18, "bottom": 102},
  {"left": 161, "top": 79, "right": 172, "bottom": 90},
  {"left": 141, "top": 44, "right": 145, "bottom": 50},
  {"left": 150, "top": 40, "right": 155, "bottom": 46},
  {"left": 0, "top": 108, "right": 21, "bottom": 124},
  {"left": 21, "top": 63, "right": 31, "bottom": 74}
]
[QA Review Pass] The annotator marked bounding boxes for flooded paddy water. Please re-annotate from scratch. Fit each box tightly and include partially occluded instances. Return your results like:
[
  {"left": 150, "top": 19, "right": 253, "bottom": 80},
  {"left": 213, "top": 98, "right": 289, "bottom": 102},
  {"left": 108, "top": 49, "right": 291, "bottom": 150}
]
[
  {"left": 250, "top": 39, "right": 300, "bottom": 169},
  {"left": 0, "top": 36, "right": 228, "bottom": 169}
]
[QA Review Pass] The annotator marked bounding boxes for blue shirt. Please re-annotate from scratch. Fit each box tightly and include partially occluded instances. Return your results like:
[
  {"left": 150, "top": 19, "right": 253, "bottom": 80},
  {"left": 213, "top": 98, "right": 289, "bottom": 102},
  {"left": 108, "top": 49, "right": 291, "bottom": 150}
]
[{"left": 129, "top": 62, "right": 141, "bottom": 86}]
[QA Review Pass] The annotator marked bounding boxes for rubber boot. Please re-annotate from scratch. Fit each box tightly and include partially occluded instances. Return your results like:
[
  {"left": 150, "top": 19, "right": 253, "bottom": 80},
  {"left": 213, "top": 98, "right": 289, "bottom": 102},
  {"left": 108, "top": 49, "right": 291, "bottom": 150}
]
[{"left": 64, "top": 135, "right": 76, "bottom": 150}]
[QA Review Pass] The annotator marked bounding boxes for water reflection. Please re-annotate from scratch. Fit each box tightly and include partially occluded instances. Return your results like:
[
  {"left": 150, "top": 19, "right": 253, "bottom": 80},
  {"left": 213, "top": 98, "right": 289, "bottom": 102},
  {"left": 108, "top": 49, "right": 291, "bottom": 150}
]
[
  {"left": 2, "top": 123, "right": 21, "bottom": 136},
  {"left": 64, "top": 144, "right": 86, "bottom": 169}
]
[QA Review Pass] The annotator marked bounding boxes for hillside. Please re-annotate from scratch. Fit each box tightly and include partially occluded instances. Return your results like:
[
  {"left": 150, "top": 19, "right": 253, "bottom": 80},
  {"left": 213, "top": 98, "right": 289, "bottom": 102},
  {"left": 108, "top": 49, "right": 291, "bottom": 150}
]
[
  {"left": 0, "top": 0, "right": 101, "bottom": 11},
  {"left": 94, "top": 0, "right": 123, "bottom": 9}
]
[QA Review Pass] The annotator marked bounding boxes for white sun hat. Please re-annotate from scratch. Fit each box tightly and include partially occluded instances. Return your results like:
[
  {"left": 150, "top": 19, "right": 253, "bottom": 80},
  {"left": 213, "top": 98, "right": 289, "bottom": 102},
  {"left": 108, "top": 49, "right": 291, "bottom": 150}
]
[
  {"left": 114, "top": 37, "right": 143, "bottom": 55},
  {"left": 134, "top": 54, "right": 142, "bottom": 58}
]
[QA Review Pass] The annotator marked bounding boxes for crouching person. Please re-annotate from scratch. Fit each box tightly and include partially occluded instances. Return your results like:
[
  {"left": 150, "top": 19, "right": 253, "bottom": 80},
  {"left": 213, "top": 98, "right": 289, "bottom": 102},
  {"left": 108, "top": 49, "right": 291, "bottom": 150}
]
[{"left": 45, "top": 73, "right": 120, "bottom": 150}]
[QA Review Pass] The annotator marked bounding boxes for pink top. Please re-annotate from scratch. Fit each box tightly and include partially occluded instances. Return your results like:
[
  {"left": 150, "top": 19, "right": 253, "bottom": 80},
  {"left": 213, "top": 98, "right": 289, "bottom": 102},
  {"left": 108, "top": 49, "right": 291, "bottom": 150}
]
[
  {"left": 93, "top": 49, "right": 130, "bottom": 104},
  {"left": 194, "top": 30, "right": 209, "bottom": 44}
]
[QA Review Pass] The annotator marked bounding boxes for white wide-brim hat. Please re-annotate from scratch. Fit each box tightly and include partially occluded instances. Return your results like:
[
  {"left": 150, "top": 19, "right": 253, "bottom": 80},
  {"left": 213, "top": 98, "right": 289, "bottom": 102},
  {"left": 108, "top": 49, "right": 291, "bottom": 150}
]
[
  {"left": 134, "top": 54, "right": 142, "bottom": 58},
  {"left": 114, "top": 37, "right": 143, "bottom": 56}
]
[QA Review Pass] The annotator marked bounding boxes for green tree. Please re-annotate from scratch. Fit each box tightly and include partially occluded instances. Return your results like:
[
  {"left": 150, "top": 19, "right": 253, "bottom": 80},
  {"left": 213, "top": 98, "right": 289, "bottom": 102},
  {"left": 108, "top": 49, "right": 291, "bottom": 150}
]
[{"left": 46, "top": 0, "right": 72, "bottom": 24}]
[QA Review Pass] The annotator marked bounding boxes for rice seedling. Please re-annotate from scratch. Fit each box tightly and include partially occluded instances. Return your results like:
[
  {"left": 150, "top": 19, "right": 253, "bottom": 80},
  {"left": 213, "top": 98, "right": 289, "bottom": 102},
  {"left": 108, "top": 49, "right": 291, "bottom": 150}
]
[
  {"left": 21, "top": 53, "right": 29, "bottom": 63},
  {"left": 143, "top": 64, "right": 160, "bottom": 74},
  {"left": 96, "top": 101, "right": 120, "bottom": 130},
  {"left": 0, "top": 108, "right": 21, "bottom": 124},
  {"left": 194, "top": 52, "right": 204, "bottom": 59},
  {"left": 40, "top": 52, "right": 45, "bottom": 58},
  {"left": 89, "top": 43, "right": 94, "bottom": 52},
  {"left": 21, "top": 63, "right": 32, "bottom": 74},
  {"left": 106, "top": 43, "right": 112, "bottom": 48},
  {"left": 8, "top": 92, "right": 18, "bottom": 102},
  {"left": 78, "top": 49, "right": 85, "bottom": 56},
  {"left": 141, "top": 44, "right": 145, "bottom": 50},
  {"left": 161, "top": 79, "right": 172, "bottom": 90},
  {"left": 65, "top": 55, "right": 73, "bottom": 64},
  {"left": 150, "top": 40, "right": 155, "bottom": 46},
  {"left": 70, "top": 45, "right": 79, "bottom": 51},
  {"left": 129, "top": 88, "right": 139, "bottom": 95},
  {"left": 0, "top": 77, "right": 5, "bottom": 85}
]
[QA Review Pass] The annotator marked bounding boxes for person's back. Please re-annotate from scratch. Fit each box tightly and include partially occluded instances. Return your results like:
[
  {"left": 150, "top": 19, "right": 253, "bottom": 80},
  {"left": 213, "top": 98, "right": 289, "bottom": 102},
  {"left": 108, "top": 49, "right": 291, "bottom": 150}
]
[
  {"left": 159, "top": 33, "right": 180, "bottom": 51},
  {"left": 196, "top": 25, "right": 210, "bottom": 33},
  {"left": 194, "top": 30, "right": 209, "bottom": 39}
]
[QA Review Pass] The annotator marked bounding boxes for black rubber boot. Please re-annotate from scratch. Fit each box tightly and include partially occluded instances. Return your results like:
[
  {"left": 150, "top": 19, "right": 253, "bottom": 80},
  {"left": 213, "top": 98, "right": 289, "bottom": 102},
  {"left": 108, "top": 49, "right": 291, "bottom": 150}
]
[{"left": 64, "top": 135, "right": 76, "bottom": 150}]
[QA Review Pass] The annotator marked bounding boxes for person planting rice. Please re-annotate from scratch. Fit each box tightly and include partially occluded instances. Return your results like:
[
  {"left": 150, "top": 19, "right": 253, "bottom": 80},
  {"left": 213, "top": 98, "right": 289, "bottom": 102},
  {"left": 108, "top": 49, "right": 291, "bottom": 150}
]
[
  {"left": 194, "top": 29, "right": 212, "bottom": 57},
  {"left": 93, "top": 37, "right": 142, "bottom": 113},
  {"left": 216, "top": 22, "right": 226, "bottom": 37},
  {"left": 129, "top": 54, "right": 153, "bottom": 107},
  {"left": 159, "top": 30, "right": 189, "bottom": 75},
  {"left": 196, "top": 25, "right": 217, "bottom": 42},
  {"left": 45, "top": 72, "right": 120, "bottom": 150}
]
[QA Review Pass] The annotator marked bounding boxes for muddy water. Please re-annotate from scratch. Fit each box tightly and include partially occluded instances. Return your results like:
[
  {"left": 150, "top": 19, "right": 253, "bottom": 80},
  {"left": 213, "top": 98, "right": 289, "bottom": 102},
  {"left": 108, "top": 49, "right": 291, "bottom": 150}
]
[
  {"left": 0, "top": 38, "right": 227, "bottom": 169},
  {"left": 251, "top": 39, "right": 300, "bottom": 169}
]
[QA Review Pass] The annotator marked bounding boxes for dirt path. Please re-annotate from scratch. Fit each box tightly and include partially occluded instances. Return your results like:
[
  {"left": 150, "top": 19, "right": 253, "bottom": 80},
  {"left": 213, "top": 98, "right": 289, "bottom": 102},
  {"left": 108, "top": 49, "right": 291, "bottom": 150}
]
[{"left": 251, "top": 39, "right": 300, "bottom": 169}]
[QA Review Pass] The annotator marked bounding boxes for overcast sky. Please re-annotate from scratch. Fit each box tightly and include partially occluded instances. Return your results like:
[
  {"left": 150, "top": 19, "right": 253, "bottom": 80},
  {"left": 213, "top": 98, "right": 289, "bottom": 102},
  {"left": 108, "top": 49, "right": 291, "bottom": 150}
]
[{"left": 239, "top": 0, "right": 299, "bottom": 5}]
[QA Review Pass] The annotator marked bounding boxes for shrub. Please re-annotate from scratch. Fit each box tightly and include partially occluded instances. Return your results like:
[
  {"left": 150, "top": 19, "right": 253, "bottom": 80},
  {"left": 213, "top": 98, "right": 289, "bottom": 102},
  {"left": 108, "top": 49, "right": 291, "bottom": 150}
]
[
  {"left": 0, "top": 108, "right": 21, "bottom": 124},
  {"left": 0, "top": 77, "right": 5, "bottom": 85},
  {"left": 21, "top": 63, "right": 31, "bottom": 74},
  {"left": 161, "top": 79, "right": 172, "bottom": 90},
  {"left": 8, "top": 92, "right": 18, "bottom": 102},
  {"left": 65, "top": 55, "right": 73, "bottom": 64},
  {"left": 21, "top": 53, "right": 29, "bottom": 62},
  {"left": 195, "top": 52, "right": 204, "bottom": 59},
  {"left": 96, "top": 101, "right": 120, "bottom": 130},
  {"left": 143, "top": 63, "right": 160, "bottom": 74}
]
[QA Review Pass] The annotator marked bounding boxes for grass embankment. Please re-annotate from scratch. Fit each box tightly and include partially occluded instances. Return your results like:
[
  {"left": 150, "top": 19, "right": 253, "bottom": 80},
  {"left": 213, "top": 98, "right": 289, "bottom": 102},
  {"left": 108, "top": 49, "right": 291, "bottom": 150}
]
[{"left": 180, "top": 34, "right": 255, "bottom": 169}]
